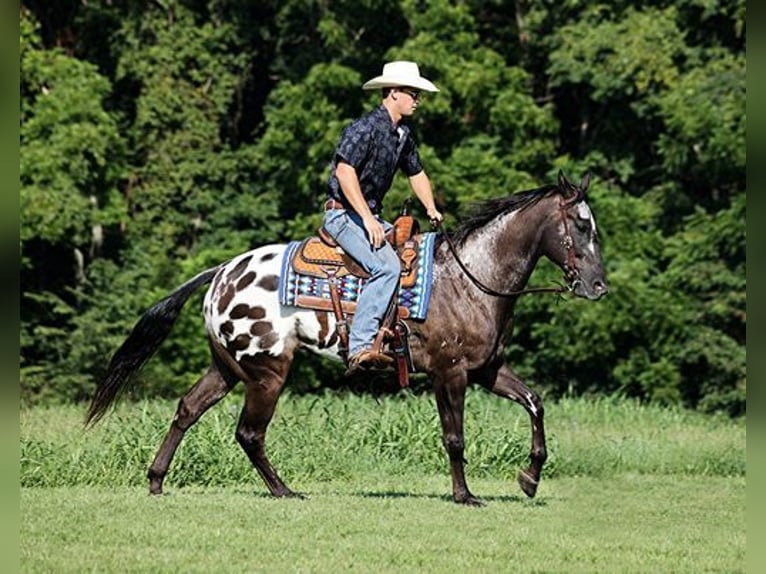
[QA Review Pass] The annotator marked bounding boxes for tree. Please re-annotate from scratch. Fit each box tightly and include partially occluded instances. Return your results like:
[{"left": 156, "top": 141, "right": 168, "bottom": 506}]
[
  {"left": 19, "top": 0, "right": 746, "bottom": 416},
  {"left": 20, "top": 7, "right": 127, "bottom": 403}
]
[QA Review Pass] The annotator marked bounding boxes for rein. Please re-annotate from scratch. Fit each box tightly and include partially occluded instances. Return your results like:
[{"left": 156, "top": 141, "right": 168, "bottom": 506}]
[{"left": 435, "top": 197, "right": 580, "bottom": 299}]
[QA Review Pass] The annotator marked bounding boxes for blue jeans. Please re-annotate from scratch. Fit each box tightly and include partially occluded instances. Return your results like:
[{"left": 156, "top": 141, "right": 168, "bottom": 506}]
[{"left": 322, "top": 209, "right": 401, "bottom": 356}]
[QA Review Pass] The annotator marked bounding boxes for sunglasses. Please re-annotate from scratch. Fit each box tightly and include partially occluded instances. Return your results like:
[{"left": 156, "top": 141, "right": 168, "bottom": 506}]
[{"left": 399, "top": 88, "right": 421, "bottom": 101}]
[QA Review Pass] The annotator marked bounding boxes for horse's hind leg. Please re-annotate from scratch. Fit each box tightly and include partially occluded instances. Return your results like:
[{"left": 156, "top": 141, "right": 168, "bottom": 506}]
[
  {"left": 482, "top": 364, "right": 547, "bottom": 498},
  {"left": 234, "top": 354, "right": 300, "bottom": 498},
  {"left": 147, "top": 363, "right": 233, "bottom": 495}
]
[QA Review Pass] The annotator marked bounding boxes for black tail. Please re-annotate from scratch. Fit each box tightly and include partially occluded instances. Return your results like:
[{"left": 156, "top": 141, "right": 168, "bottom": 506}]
[{"left": 85, "top": 266, "right": 221, "bottom": 426}]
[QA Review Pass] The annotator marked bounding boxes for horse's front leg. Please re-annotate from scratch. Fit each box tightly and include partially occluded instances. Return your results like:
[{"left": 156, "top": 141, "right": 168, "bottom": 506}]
[
  {"left": 483, "top": 363, "right": 547, "bottom": 498},
  {"left": 433, "top": 370, "right": 483, "bottom": 506}
]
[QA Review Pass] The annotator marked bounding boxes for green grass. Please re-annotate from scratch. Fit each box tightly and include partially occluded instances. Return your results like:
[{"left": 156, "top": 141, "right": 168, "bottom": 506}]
[
  {"left": 20, "top": 391, "right": 746, "bottom": 572},
  {"left": 21, "top": 475, "right": 744, "bottom": 573},
  {"left": 20, "top": 389, "right": 744, "bottom": 489}
]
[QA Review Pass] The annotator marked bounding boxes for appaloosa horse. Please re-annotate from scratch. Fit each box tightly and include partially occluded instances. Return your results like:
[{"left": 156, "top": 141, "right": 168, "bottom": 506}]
[{"left": 87, "top": 171, "right": 607, "bottom": 505}]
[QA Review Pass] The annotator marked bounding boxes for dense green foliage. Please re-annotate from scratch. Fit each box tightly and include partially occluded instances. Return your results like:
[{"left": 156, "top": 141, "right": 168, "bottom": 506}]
[{"left": 20, "top": 1, "right": 745, "bottom": 415}]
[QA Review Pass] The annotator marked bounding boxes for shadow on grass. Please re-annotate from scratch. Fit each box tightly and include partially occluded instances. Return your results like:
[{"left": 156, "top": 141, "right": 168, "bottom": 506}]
[
  {"left": 172, "top": 486, "right": 548, "bottom": 506},
  {"left": 350, "top": 489, "right": 547, "bottom": 505}
]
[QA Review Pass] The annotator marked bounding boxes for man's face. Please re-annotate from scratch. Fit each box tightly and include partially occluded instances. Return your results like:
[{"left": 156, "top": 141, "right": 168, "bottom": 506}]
[{"left": 395, "top": 87, "right": 421, "bottom": 116}]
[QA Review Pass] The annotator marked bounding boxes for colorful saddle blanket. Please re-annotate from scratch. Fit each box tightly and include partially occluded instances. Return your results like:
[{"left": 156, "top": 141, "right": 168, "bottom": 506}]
[{"left": 279, "top": 232, "right": 437, "bottom": 320}]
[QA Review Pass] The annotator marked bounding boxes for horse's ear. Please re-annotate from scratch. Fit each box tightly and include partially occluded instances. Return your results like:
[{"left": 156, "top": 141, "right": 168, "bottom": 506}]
[
  {"left": 580, "top": 172, "right": 591, "bottom": 192},
  {"left": 558, "top": 169, "right": 569, "bottom": 190}
]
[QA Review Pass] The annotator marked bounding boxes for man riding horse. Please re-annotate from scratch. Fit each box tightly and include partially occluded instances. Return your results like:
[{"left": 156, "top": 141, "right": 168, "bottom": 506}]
[
  {"left": 323, "top": 61, "right": 443, "bottom": 374},
  {"left": 85, "top": 61, "right": 609, "bottom": 505}
]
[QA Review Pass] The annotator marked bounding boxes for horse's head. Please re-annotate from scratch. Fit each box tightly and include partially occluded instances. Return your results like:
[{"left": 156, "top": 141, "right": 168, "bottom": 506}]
[{"left": 544, "top": 171, "right": 608, "bottom": 300}]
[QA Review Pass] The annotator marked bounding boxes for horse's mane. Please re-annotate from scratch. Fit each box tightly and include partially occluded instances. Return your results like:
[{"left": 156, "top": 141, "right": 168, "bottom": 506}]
[{"left": 451, "top": 184, "right": 560, "bottom": 245}]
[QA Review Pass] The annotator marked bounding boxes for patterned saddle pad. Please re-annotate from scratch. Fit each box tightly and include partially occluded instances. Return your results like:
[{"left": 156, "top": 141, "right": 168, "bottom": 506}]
[{"left": 279, "top": 232, "right": 437, "bottom": 320}]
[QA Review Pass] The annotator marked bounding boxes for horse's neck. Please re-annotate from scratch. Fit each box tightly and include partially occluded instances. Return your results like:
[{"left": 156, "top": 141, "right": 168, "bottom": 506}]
[{"left": 455, "top": 207, "right": 545, "bottom": 292}]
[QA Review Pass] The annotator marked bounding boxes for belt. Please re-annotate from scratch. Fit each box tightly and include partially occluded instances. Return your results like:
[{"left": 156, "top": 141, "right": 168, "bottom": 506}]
[
  {"left": 324, "top": 198, "right": 381, "bottom": 213},
  {"left": 324, "top": 199, "right": 345, "bottom": 211}
]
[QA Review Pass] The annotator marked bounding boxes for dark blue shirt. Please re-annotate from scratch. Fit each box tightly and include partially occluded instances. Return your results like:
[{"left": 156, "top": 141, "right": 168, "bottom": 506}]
[{"left": 328, "top": 105, "right": 423, "bottom": 213}]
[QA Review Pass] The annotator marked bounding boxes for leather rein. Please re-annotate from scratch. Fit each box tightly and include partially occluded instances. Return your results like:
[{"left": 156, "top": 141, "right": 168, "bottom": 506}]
[{"left": 436, "top": 195, "right": 582, "bottom": 299}]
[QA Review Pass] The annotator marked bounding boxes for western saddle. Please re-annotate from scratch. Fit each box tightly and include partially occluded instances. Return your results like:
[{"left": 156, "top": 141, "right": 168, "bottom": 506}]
[{"left": 289, "top": 201, "right": 422, "bottom": 386}]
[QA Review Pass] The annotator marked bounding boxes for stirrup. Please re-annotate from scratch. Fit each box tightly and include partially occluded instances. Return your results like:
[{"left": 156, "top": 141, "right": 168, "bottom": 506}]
[{"left": 345, "top": 349, "right": 395, "bottom": 375}]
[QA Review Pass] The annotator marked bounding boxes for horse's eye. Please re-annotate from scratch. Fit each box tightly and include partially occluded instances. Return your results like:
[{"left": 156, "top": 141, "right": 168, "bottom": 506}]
[{"left": 575, "top": 220, "right": 589, "bottom": 233}]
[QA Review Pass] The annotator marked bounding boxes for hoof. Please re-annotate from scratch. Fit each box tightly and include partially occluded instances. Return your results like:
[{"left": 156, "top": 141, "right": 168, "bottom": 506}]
[
  {"left": 148, "top": 471, "right": 165, "bottom": 496},
  {"left": 518, "top": 469, "right": 539, "bottom": 498},
  {"left": 454, "top": 494, "right": 486, "bottom": 507}
]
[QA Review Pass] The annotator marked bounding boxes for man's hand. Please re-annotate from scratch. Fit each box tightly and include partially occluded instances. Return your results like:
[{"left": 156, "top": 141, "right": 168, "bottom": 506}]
[
  {"left": 408, "top": 172, "right": 443, "bottom": 228},
  {"left": 427, "top": 208, "right": 444, "bottom": 228},
  {"left": 363, "top": 215, "right": 386, "bottom": 248}
]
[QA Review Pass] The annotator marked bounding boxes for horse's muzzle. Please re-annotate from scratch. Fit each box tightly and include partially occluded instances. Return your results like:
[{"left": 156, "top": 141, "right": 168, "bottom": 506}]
[{"left": 572, "top": 278, "right": 608, "bottom": 300}]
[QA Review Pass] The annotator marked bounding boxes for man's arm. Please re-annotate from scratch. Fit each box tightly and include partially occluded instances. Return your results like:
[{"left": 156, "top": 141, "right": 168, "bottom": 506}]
[
  {"left": 335, "top": 162, "right": 386, "bottom": 248},
  {"left": 409, "top": 171, "right": 443, "bottom": 225}
]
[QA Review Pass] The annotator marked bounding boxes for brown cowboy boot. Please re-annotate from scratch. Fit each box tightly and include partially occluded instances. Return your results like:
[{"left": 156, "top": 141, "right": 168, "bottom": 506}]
[
  {"left": 344, "top": 266, "right": 401, "bottom": 376},
  {"left": 345, "top": 348, "right": 395, "bottom": 375}
]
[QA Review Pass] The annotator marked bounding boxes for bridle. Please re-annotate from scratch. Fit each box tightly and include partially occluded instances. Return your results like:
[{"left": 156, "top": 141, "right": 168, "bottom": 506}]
[
  {"left": 437, "top": 189, "right": 583, "bottom": 299},
  {"left": 558, "top": 189, "right": 584, "bottom": 290}
]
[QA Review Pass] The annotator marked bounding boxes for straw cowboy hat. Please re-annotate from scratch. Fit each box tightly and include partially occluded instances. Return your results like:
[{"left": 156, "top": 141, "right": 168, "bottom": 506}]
[{"left": 362, "top": 61, "right": 439, "bottom": 92}]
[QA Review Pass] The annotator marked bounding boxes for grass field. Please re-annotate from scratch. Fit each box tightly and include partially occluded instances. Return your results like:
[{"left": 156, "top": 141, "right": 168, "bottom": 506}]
[{"left": 20, "top": 389, "right": 746, "bottom": 572}]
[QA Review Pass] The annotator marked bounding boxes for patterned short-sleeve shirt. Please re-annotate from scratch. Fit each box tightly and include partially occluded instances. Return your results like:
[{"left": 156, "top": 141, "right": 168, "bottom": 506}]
[{"left": 328, "top": 105, "right": 423, "bottom": 213}]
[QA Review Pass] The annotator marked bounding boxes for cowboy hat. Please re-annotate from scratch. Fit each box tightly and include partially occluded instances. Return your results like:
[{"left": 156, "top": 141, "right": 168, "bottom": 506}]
[{"left": 362, "top": 61, "right": 439, "bottom": 92}]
